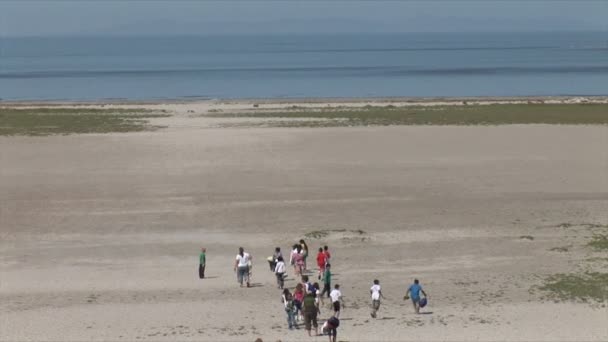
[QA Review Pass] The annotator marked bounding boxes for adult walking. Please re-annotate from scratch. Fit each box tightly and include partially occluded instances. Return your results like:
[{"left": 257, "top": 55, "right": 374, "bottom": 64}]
[
  {"left": 198, "top": 247, "right": 206, "bottom": 279},
  {"left": 405, "top": 278, "right": 428, "bottom": 314},
  {"left": 316, "top": 247, "right": 327, "bottom": 280},
  {"left": 293, "top": 245, "right": 305, "bottom": 276},
  {"left": 234, "top": 247, "right": 252, "bottom": 287},
  {"left": 302, "top": 292, "right": 319, "bottom": 337},
  {"left": 322, "top": 316, "right": 340, "bottom": 342},
  {"left": 268, "top": 247, "right": 282, "bottom": 271},
  {"left": 320, "top": 263, "right": 332, "bottom": 301},
  {"left": 299, "top": 239, "right": 309, "bottom": 272}
]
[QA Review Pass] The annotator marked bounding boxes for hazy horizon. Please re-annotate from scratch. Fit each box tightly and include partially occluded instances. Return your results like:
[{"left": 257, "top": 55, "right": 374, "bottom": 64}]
[
  {"left": 1, "top": 1, "right": 606, "bottom": 37},
  {"left": 5, "top": 30, "right": 607, "bottom": 39}
]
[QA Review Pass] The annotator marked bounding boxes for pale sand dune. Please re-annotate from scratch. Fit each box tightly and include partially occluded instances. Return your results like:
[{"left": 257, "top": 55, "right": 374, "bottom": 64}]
[{"left": 1, "top": 115, "right": 607, "bottom": 341}]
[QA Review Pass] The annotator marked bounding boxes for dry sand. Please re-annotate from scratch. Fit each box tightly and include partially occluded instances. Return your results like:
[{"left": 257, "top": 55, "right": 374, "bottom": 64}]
[{"left": 1, "top": 101, "right": 607, "bottom": 341}]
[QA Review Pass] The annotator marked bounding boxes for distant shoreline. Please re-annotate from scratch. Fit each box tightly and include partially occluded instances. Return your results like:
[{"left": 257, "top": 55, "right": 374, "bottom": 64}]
[{"left": 3, "top": 95, "right": 608, "bottom": 106}]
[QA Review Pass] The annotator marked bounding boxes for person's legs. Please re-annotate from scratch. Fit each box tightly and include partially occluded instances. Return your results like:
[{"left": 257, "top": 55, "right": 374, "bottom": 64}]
[
  {"left": 330, "top": 328, "right": 337, "bottom": 342},
  {"left": 237, "top": 266, "right": 249, "bottom": 286},
  {"left": 312, "top": 312, "right": 318, "bottom": 336},
  {"left": 304, "top": 313, "right": 312, "bottom": 336},
  {"left": 291, "top": 309, "right": 297, "bottom": 328},
  {"left": 333, "top": 302, "right": 340, "bottom": 318},
  {"left": 319, "top": 284, "right": 329, "bottom": 304},
  {"left": 371, "top": 299, "right": 379, "bottom": 318},
  {"left": 245, "top": 266, "right": 250, "bottom": 287},
  {"left": 412, "top": 297, "right": 420, "bottom": 314},
  {"left": 320, "top": 283, "right": 330, "bottom": 300},
  {"left": 295, "top": 302, "right": 302, "bottom": 321},
  {"left": 286, "top": 308, "right": 294, "bottom": 329},
  {"left": 199, "top": 264, "right": 204, "bottom": 279},
  {"left": 237, "top": 267, "right": 244, "bottom": 285}
]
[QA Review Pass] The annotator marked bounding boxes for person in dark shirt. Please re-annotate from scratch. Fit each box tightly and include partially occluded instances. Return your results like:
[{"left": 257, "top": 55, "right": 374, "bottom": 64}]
[{"left": 198, "top": 247, "right": 206, "bottom": 279}]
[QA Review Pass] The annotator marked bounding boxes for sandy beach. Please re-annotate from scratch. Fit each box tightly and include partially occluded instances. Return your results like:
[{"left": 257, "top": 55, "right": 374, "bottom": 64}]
[{"left": 1, "top": 99, "right": 607, "bottom": 341}]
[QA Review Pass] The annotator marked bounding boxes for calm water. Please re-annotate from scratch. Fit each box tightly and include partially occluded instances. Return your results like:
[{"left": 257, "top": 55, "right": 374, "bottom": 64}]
[{"left": 1, "top": 32, "right": 607, "bottom": 100}]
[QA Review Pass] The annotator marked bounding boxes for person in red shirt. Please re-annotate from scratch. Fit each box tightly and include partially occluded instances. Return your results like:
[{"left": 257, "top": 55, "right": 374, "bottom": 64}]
[{"left": 316, "top": 247, "right": 327, "bottom": 280}]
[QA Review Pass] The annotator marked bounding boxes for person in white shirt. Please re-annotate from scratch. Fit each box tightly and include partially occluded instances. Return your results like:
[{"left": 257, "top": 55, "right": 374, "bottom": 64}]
[
  {"left": 370, "top": 279, "right": 385, "bottom": 318},
  {"left": 274, "top": 256, "right": 287, "bottom": 289},
  {"left": 233, "top": 247, "right": 252, "bottom": 287},
  {"left": 329, "top": 284, "right": 344, "bottom": 318}
]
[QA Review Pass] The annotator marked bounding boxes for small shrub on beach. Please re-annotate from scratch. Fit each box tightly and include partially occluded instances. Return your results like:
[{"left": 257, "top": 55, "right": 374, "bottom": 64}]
[
  {"left": 537, "top": 272, "right": 608, "bottom": 303},
  {"left": 549, "top": 246, "right": 571, "bottom": 252},
  {"left": 587, "top": 234, "right": 608, "bottom": 251},
  {"left": 305, "top": 230, "right": 330, "bottom": 239},
  {"left": 304, "top": 229, "right": 367, "bottom": 239}
]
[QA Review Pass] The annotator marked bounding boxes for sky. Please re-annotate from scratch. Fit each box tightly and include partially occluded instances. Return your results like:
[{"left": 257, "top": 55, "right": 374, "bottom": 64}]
[{"left": 1, "top": 0, "right": 607, "bottom": 37}]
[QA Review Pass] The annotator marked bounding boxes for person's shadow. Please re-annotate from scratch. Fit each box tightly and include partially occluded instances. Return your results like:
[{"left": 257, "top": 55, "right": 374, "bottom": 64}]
[{"left": 248, "top": 283, "right": 264, "bottom": 288}]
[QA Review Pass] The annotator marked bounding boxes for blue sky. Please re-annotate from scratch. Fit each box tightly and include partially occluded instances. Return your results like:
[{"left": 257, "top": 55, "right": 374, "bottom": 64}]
[{"left": 1, "top": 1, "right": 606, "bottom": 36}]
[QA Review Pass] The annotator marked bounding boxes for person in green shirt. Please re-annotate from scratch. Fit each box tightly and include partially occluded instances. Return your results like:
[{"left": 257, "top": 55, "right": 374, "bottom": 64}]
[
  {"left": 199, "top": 248, "right": 206, "bottom": 279},
  {"left": 320, "top": 263, "right": 332, "bottom": 301}
]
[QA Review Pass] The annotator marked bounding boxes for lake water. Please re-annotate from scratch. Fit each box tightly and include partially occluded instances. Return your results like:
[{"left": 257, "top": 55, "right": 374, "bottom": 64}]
[{"left": 1, "top": 32, "right": 607, "bottom": 100}]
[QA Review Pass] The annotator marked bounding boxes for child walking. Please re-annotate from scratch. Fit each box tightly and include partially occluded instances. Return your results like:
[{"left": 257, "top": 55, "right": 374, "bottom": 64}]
[
  {"left": 282, "top": 289, "right": 297, "bottom": 330},
  {"left": 329, "top": 284, "right": 344, "bottom": 318},
  {"left": 293, "top": 283, "right": 305, "bottom": 322},
  {"left": 274, "top": 256, "right": 287, "bottom": 289},
  {"left": 370, "top": 279, "right": 385, "bottom": 318}
]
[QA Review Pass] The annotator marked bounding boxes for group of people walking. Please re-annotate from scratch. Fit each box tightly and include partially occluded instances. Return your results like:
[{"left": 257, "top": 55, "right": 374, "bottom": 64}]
[
  {"left": 271, "top": 241, "right": 342, "bottom": 341},
  {"left": 198, "top": 242, "right": 428, "bottom": 342}
]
